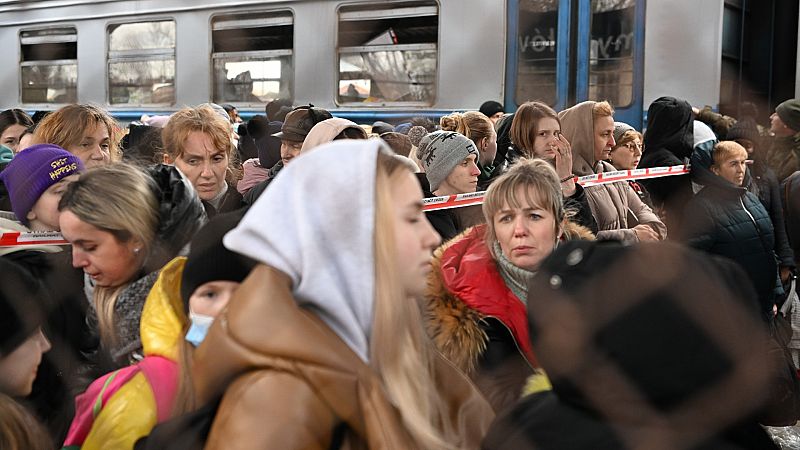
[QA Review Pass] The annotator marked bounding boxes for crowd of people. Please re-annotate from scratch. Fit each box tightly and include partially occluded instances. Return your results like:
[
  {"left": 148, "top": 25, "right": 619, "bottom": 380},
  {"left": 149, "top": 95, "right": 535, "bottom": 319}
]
[{"left": 0, "top": 94, "right": 800, "bottom": 449}]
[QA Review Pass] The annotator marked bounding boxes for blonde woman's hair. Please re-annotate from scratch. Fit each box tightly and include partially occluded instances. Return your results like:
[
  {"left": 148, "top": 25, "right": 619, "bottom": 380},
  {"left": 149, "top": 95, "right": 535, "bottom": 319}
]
[
  {"left": 371, "top": 150, "right": 457, "bottom": 450},
  {"left": 58, "top": 164, "right": 159, "bottom": 350},
  {"left": 592, "top": 100, "right": 615, "bottom": 119},
  {"left": 712, "top": 141, "right": 748, "bottom": 166},
  {"left": 482, "top": 158, "right": 565, "bottom": 258},
  {"left": 162, "top": 105, "right": 241, "bottom": 182},
  {"left": 440, "top": 111, "right": 494, "bottom": 147},
  {"left": 510, "top": 101, "right": 560, "bottom": 157},
  {"left": 0, "top": 393, "right": 52, "bottom": 450},
  {"left": 34, "top": 103, "right": 122, "bottom": 161}
]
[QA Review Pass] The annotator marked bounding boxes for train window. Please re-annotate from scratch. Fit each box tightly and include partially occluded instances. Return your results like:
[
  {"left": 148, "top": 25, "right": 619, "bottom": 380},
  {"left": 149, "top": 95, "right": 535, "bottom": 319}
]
[
  {"left": 515, "top": 0, "right": 559, "bottom": 106},
  {"left": 337, "top": 1, "right": 438, "bottom": 106},
  {"left": 589, "top": 0, "right": 635, "bottom": 107},
  {"left": 20, "top": 27, "right": 78, "bottom": 104},
  {"left": 211, "top": 11, "right": 294, "bottom": 105},
  {"left": 107, "top": 20, "right": 176, "bottom": 105}
]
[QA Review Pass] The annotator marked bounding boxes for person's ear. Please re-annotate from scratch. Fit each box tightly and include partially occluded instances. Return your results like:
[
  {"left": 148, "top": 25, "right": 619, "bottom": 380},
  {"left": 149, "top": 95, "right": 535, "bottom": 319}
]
[
  {"left": 26, "top": 209, "right": 36, "bottom": 222},
  {"left": 710, "top": 165, "right": 720, "bottom": 176},
  {"left": 163, "top": 153, "right": 172, "bottom": 164}
]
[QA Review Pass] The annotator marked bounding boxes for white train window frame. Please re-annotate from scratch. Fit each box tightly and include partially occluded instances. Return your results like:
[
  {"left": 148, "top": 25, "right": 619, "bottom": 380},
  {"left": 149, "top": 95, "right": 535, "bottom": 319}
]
[
  {"left": 336, "top": 1, "right": 439, "bottom": 107},
  {"left": 106, "top": 19, "right": 177, "bottom": 107},
  {"left": 19, "top": 26, "right": 78, "bottom": 105},
  {"left": 210, "top": 10, "right": 294, "bottom": 107}
]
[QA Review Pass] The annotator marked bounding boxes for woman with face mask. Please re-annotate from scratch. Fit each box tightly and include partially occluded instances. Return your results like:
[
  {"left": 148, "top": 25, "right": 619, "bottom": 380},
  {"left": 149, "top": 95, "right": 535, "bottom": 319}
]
[
  {"left": 62, "top": 213, "right": 255, "bottom": 450},
  {"left": 425, "top": 158, "right": 595, "bottom": 414},
  {"left": 192, "top": 140, "right": 493, "bottom": 449}
]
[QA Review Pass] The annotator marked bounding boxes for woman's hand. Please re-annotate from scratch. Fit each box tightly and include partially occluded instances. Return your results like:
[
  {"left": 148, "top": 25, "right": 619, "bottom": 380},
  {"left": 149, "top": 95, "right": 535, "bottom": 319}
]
[
  {"left": 633, "top": 224, "right": 659, "bottom": 242},
  {"left": 554, "top": 134, "right": 576, "bottom": 197}
]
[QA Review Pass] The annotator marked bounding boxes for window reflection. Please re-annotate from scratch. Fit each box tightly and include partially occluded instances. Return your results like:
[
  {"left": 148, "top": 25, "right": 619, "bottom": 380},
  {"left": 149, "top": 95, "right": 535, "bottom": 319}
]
[
  {"left": 515, "top": 0, "right": 559, "bottom": 106},
  {"left": 21, "top": 64, "right": 77, "bottom": 103},
  {"left": 589, "top": 0, "right": 635, "bottom": 107},
  {"left": 107, "top": 20, "right": 176, "bottom": 105}
]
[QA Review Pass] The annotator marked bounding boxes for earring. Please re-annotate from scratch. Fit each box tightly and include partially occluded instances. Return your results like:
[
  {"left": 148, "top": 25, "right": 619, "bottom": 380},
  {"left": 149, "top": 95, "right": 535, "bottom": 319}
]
[{"left": 133, "top": 247, "right": 141, "bottom": 254}]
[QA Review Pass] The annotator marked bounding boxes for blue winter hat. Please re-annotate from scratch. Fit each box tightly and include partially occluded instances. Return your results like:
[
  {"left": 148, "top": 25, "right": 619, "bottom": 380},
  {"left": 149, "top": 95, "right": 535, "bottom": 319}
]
[{"left": 0, "top": 144, "right": 84, "bottom": 225}]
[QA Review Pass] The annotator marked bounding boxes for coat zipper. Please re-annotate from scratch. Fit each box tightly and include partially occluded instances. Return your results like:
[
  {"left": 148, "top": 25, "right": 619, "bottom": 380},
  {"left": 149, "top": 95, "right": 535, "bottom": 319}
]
[{"left": 484, "top": 314, "right": 536, "bottom": 371}]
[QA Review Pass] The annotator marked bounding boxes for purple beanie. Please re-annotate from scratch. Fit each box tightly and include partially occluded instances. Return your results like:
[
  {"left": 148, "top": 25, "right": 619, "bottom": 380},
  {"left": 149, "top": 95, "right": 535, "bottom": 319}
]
[{"left": 0, "top": 144, "right": 84, "bottom": 224}]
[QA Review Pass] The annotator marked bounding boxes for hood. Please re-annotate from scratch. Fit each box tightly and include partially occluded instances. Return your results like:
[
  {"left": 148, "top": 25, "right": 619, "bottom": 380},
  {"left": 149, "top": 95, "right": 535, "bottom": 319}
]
[
  {"left": 300, "top": 118, "right": 365, "bottom": 153},
  {"left": 643, "top": 96, "right": 694, "bottom": 160},
  {"left": 140, "top": 256, "right": 187, "bottom": 361},
  {"left": 526, "top": 241, "right": 771, "bottom": 437},
  {"left": 225, "top": 139, "right": 387, "bottom": 362},
  {"left": 146, "top": 164, "right": 207, "bottom": 271},
  {"left": 494, "top": 112, "right": 516, "bottom": 166},
  {"left": 558, "top": 101, "right": 597, "bottom": 176},
  {"left": 689, "top": 120, "right": 740, "bottom": 191}
]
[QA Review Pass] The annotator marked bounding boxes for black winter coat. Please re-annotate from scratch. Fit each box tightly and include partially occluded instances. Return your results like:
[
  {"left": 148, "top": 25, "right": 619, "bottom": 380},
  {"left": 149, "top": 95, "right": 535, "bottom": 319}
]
[
  {"left": 682, "top": 177, "right": 778, "bottom": 319},
  {"left": 746, "top": 160, "right": 795, "bottom": 268}
]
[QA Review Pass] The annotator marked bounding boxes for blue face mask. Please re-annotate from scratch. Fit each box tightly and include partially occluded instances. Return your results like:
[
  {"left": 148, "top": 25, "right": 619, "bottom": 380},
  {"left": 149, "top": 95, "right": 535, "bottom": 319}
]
[{"left": 185, "top": 312, "right": 215, "bottom": 347}]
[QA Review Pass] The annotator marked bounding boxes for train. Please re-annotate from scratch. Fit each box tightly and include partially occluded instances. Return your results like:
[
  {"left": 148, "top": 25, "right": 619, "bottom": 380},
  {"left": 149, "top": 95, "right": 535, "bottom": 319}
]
[{"left": 0, "top": 0, "right": 797, "bottom": 129}]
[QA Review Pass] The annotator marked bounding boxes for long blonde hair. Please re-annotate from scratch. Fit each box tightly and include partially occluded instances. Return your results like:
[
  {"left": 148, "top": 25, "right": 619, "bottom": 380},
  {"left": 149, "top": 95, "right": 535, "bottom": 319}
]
[
  {"left": 440, "top": 111, "right": 494, "bottom": 148},
  {"left": 371, "top": 151, "right": 456, "bottom": 450},
  {"left": 58, "top": 164, "right": 159, "bottom": 350},
  {"left": 0, "top": 394, "right": 52, "bottom": 450}
]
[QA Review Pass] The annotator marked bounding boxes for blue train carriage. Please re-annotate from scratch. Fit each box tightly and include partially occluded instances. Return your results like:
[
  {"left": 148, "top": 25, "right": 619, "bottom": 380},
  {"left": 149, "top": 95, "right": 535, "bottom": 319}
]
[{"left": 0, "top": 0, "right": 797, "bottom": 128}]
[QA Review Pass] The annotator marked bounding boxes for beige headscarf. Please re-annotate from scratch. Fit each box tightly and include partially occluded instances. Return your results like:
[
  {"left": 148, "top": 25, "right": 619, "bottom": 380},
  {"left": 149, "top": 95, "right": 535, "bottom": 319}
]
[{"left": 558, "top": 101, "right": 598, "bottom": 176}]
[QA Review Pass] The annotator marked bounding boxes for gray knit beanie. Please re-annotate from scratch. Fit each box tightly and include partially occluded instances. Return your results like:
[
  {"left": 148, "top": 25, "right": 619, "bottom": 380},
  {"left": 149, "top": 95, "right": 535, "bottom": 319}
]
[
  {"left": 419, "top": 131, "right": 478, "bottom": 191},
  {"left": 613, "top": 122, "right": 635, "bottom": 146}
]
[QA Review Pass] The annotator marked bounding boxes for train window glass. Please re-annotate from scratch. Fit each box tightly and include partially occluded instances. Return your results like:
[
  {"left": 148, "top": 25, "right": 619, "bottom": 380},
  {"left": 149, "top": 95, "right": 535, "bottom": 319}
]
[
  {"left": 20, "top": 27, "right": 77, "bottom": 104},
  {"left": 107, "top": 20, "right": 176, "bottom": 105},
  {"left": 515, "top": 0, "right": 559, "bottom": 106},
  {"left": 211, "top": 11, "right": 294, "bottom": 105},
  {"left": 588, "top": 0, "right": 635, "bottom": 108},
  {"left": 337, "top": 1, "right": 438, "bottom": 106}
]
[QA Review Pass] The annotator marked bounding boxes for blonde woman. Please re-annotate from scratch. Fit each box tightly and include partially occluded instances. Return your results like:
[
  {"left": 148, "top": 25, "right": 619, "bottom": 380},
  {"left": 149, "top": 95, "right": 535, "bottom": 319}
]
[
  {"left": 58, "top": 164, "right": 204, "bottom": 368},
  {"left": 34, "top": 104, "right": 121, "bottom": 167},
  {"left": 440, "top": 111, "right": 497, "bottom": 189},
  {"left": 193, "top": 140, "right": 494, "bottom": 449},
  {"left": 425, "top": 158, "right": 594, "bottom": 413}
]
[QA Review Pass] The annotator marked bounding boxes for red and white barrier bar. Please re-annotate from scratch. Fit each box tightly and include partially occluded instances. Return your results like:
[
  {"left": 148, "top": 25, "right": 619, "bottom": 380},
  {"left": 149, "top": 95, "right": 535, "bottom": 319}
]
[
  {"left": 423, "top": 164, "right": 690, "bottom": 212},
  {"left": 0, "top": 231, "right": 68, "bottom": 248}
]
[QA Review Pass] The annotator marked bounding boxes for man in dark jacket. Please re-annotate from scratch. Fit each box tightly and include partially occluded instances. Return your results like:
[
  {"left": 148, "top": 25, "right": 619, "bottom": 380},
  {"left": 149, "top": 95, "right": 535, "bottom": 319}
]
[{"left": 682, "top": 141, "right": 779, "bottom": 320}]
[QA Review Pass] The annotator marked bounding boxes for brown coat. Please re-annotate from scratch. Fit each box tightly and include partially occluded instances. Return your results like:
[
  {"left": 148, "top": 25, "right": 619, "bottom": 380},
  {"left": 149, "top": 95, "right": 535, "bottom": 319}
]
[
  {"left": 193, "top": 265, "right": 494, "bottom": 450},
  {"left": 559, "top": 101, "right": 667, "bottom": 243}
]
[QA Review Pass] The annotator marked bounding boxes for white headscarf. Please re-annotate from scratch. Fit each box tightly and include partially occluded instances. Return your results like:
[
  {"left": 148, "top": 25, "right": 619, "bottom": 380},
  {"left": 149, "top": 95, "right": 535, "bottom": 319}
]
[{"left": 224, "top": 139, "right": 384, "bottom": 361}]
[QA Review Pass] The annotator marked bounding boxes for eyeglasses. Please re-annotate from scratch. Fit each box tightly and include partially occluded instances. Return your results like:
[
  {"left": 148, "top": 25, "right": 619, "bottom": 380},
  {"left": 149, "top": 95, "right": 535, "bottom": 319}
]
[{"left": 621, "top": 142, "right": 642, "bottom": 152}]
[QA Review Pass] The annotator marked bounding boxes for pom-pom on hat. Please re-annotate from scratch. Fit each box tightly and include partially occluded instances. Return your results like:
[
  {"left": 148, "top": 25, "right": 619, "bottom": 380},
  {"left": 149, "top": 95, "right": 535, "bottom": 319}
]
[{"left": 0, "top": 144, "right": 84, "bottom": 225}]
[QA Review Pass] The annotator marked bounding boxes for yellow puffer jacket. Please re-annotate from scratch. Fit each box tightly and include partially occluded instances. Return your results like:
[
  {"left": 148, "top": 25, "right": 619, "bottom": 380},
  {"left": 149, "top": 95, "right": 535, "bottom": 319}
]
[{"left": 63, "top": 257, "right": 188, "bottom": 450}]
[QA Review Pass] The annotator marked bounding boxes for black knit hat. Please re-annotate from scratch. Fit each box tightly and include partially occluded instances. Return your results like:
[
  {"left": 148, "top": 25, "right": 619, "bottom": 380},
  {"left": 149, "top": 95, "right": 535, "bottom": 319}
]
[
  {"left": 726, "top": 118, "right": 760, "bottom": 145},
  {"left": 776, "top": 99, "right": 800, "bottom": 132},
  {"left": 479, "top": 100, "right": 504, "bottom": 118},
  {"left": 0, "top": 258, "right": 46, "bottom": 355},
  {"left": 180, "top": 210, "right": 258, "bottom": 311}
]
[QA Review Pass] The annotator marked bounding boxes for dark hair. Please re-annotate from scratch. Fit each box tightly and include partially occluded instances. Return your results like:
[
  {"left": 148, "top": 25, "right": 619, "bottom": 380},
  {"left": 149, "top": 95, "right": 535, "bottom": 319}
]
[
  {"left": 246, "top": 115, "right": 269, "bottom": 139},
  {"left": 0, "top": 109, "right": 33, "bottom": 137},
  {"left": 410, "top": 116, "right": 437, "bottom": 133},
  {"left": 335, "top": 126, "right": 368, "bottom": 140},
  {"left": 265, "top": 98, "right": 293, "bottom": 121}
]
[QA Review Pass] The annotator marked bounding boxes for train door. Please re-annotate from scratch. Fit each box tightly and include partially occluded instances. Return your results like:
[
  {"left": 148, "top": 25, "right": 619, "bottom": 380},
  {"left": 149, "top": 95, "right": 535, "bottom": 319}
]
[{"left": 505, "top": 0, "right": 646, "bottom": 128}]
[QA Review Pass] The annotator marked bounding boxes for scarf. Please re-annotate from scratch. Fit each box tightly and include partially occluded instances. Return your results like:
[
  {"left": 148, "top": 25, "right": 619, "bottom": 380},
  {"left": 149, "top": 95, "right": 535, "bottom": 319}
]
[{"left": 493, "top": 241, "right": 537, "bottom": 305}]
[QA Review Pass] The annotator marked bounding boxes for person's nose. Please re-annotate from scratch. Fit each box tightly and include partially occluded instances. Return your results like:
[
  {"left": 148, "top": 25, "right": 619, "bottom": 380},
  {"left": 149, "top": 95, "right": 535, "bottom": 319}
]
[
  {"left": 200, "top": 160, "right": 214, "bottom": 178},
  {"left": 469, "top": 160, "right": 480, "bottom": 176},
  {"left": 71, "top": 247, "right": 88, "bottom": 269},
  {"left": 513, "top": 216, "right": 529, "bottom": 237},
  {"left": 422, "top": 217, "right": 440, "bottom": 251}
]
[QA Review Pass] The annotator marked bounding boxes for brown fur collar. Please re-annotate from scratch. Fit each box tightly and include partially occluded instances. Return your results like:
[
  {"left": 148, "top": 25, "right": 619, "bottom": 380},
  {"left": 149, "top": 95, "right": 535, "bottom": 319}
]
[{"left": 423, "top": 221, "right": 594, "bottom": 375}]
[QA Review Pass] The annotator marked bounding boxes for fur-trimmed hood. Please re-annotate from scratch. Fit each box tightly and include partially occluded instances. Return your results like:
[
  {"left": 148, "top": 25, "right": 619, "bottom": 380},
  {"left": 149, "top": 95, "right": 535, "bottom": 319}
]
[{"left": 424, "top": 221, "right": 594, "bottom": 375}]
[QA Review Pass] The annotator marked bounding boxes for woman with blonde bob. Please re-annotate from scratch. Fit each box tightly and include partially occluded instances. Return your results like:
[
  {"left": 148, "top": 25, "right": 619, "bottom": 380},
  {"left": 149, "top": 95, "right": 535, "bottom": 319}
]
[
  {"left": 193, "top": 140, "right": 493, "bottom": 449},
  {"left": 425, "top": 158, "right": 594, "bottom": 413},
  {"left": 163, "top": 105, "right": 243, "bottom": 218},
  {"left": 34, "top": 104, "right": 121, "bottom": 167}
]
